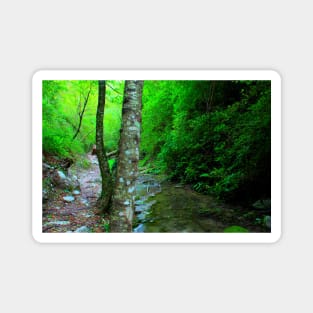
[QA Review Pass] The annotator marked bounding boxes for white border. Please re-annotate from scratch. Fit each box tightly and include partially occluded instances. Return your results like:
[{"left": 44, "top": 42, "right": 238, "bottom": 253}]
[{"left": 32, "top": 70, "right": 281, "bottom": 243}]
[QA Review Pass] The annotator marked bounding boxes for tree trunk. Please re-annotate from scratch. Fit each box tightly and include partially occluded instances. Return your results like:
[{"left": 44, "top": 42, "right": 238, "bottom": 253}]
[
  {"left": 95, "top": 80, "right": 113, "bottom": 213},
  {"left": 110, "top": 80, "right": 144, "bottom": 232}
]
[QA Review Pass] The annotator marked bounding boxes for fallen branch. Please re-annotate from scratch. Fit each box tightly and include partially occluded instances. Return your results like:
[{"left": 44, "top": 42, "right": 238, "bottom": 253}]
[{"left": 106, "top": 150, "right": 118, "bottom": 158}]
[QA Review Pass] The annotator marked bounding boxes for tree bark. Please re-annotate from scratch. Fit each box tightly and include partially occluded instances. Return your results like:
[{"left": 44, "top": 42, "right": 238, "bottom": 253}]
[
  {"left": 110, "top": 80, "right": 144, "bottom": 232},
  {"left": 95, "top": 81, "right": 113, "bottom": 213}
]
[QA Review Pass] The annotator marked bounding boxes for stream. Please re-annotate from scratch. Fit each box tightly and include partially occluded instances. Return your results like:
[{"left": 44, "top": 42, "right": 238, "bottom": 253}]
[
  {"left": 42, "top": 153, "right": 267, "bottom": 233},
  {"left": 133, "top": 174, "right": 232, "bottom": 233}
]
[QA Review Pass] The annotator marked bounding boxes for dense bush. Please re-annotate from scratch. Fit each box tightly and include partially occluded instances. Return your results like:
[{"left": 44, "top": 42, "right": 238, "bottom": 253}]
[{"left": 141, "top": 80, "right": 271, "bottom": 204}]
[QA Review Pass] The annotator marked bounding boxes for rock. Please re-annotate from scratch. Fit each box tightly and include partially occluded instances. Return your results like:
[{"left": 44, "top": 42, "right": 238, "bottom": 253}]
[
  {"left": 51, "top": 170, "right": 80, "bottom": 191},
  {"left": 74, "top": 226, "right": 90, "bottom": 233},
  {"left": 135, "top": 200, "right": 144, "bottom": 205},
  {"left": 43, "top": 163, "right": 53, "bottom": 174},
  {"left": 135, "top": 204, "right": 146, "bottom": 213},
  {"left": 63, "top": 195, "right": 75, "bottom": 202},
  {"left": 223, "top": 225, "right": 249, "bottom": 233},
  {"left": 252, "top": 199, "right": 271, "bottom": 210},
  {"left": 46, "top": 221, "right": 70, "bottom": 226},
  {"left": 42, "top": 189, "right": 49, "bottom": 202},
  {"left": 81, "top": 212, "right": 94, "bottom": 218},
  {"left": 80, "top": 199, "right": 89, "bottom": 207},
  {"left": 51, "top": 170, "right": 68, "bottom": 188},
  {"left": 133, "top": 224, "right": 145, "bottom": 232},
  {"left": 264, "top": 215, "right": 271, "bottom": 229},
  {"left": 72, "top": 190, "right": 81, "bottom": 195},
  {"left": 57, "top": 170, "right": 67, "bottom": 180}
]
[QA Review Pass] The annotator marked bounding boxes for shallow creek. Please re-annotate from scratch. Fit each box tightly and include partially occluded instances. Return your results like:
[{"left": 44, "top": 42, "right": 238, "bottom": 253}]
[{"left": 133, "top": 174, "right": 229, "bottom": 233}]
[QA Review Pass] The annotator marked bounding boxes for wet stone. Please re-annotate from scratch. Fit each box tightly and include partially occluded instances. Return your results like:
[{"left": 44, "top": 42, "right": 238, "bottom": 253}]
[
  {"left": 133, "top": 224, "right": 145, "bottom": 233},
  {"left": 63, "top": 195, "right": 75, "bottom": 202},
  {"left": 74, "top": 226, "right": 90, "bottom": 233}
]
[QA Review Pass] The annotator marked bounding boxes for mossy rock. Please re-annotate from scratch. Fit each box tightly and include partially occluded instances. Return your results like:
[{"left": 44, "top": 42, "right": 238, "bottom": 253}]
[{"left": 223, "top": 226, "right": 249, "bottom": 233}]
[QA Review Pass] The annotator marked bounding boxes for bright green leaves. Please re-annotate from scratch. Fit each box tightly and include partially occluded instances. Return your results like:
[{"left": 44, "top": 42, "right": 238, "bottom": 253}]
[
  {"left": 140, "top": 80, "right": 271, "bottom": 204},
  {"left": 42, "top": 80, "right": 123, "bottom": 158}
]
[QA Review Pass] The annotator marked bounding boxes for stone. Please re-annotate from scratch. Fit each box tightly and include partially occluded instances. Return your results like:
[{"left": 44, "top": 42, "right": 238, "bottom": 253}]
[
  {"left": 46, "top": 221, "right": 70, "bottom": 226},
  {"left": 42, "top": 189, "right": 49, "bottom": 202},
  {"left": 252, "top": 199, "right": 271, "bottom": 210},
  {"left": 74, "top": 226, "right": 90, "bottom": 233},
  {"left": 63, "top": 195, "right": 75, "bottom": 202},
  {"left": 81, "top": 199, "right": 89, "bottom": 206},
  {"left": 81, "top": 212, "right": 93, "bottom": 218},
  {"left": 135, "top": 204, "right": 146, "bottom": 213},
  {"left": 57, "top": 170, "right": 67, "bottom": 179},
  {"left": 72, "top": 190, "right": 81, "bottom": 195},
  {"left": 135, "top": 200, "right": 144, "bottom": 205},
  {"left": 52, "top": 169, "right": 80, "bottom": 191},
  {"left": 42, "top": 163, "right": 53, "bottom": 174},
  {"left": 133, "top": 224, "right": 145, "bottom": 233},
  {"left": 264, "top": 215, "right": 271, "bottom": 228}
]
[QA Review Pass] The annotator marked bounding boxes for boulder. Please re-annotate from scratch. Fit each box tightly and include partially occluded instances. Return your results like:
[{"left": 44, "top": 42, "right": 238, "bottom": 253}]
[{"left": 52, "top": 170, "right": 80, "bottom": 191}]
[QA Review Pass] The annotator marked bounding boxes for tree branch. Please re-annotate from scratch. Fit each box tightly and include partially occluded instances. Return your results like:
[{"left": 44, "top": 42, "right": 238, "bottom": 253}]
[{"left": 72, "top": 87, "right": 91, "bottom": 140}]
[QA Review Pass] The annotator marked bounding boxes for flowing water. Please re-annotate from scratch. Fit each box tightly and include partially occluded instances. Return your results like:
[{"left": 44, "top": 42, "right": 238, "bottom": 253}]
[{"left": 133, "top": 174, "right": 231, "bottom": 233}]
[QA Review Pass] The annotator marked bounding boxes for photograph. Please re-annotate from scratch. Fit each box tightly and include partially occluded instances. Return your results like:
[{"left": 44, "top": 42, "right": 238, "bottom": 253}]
[{"left": 32, "top": 70, "right": 281, "bottom": 243}]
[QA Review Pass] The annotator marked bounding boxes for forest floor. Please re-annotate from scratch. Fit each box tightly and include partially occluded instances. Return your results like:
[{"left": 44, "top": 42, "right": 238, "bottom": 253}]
[
  {"left": 42, "top": 154, "right": 270, "bottom": 233},
  {"left": 42, "top": 154, "right": 106, "bottom": 233}
]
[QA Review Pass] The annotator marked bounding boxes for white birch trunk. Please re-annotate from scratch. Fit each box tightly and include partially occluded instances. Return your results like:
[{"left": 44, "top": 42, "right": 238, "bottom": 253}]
[{"left": 110, "top": 80, "right": 144, "bottom": 232}]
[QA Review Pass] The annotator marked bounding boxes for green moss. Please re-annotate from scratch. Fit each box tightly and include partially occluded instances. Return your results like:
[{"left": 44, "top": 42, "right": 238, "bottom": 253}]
[{"left": 223, "top": 225, "right": 249, "bottom": 233}]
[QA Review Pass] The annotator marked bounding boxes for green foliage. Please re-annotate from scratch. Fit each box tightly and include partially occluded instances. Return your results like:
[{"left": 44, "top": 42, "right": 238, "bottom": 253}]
[
  {"left": 76, "top": 157, "right": 91, "bottom": 169},
  {"left": 43, "top": 79, "right": 271, "bottom": 206},
  {"left": 223, "top": 226, "right": 249, "bottom": 233},
  {"left": 140, "top": 80, "right": 271, "bottom": 204},
  {"left": 102, "top": 218, "right": 110, "bottom": 232},
  {"left": 108, "top": 158, "right": 116, "bottom": 172},
  {"left": 141, "top": 81, "right": 175, "bottom": 159},
  {"left": 42, "top": 80, "right": 123, "bottom": 158}
]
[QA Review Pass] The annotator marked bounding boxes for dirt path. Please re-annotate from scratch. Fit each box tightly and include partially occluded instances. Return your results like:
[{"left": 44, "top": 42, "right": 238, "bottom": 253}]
[{"left": 42, "top": 154, "right": 105, "bottom": 233}]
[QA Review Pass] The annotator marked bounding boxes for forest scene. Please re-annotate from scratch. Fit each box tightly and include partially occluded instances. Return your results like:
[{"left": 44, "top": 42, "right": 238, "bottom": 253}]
[{"left": 42, "top": 79, "right": 271, "bottom": 233}]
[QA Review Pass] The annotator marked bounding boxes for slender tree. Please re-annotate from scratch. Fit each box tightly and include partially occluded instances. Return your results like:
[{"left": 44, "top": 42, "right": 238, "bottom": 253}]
[
  {"left": 110, "top": 80, "right": 144, "bottom": 232},
  {"left": 72, "top": 84, "right": 91, "bottom": 140},
  {"left": 95, "top": 80, "right": 113, "bottom": 213}
]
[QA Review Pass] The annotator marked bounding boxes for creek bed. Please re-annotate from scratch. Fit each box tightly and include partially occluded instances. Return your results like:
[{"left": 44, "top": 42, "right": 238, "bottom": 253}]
[{"left": 133, "top": 175, "right": 268, "bottom": 233}]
